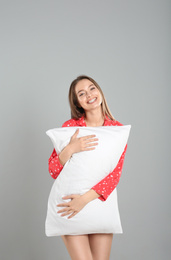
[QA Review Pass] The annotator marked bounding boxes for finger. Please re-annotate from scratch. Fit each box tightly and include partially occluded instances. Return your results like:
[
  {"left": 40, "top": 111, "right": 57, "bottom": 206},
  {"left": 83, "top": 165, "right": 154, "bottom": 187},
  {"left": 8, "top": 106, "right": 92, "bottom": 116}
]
[
  {"left": 61, "top": 210, "right": 73, "bottom": 216},
  {"left": 57, "top": 207, "right": 70, "bottom": 213},
  {"left": 83, "top": 147, "right": 96, "bottom": 151},
  {"left": 72, "top": 129, "right": 79, "bottom": 138},
  {"left": 62, "top": 195, "right": 73, "bottom": 199},
  {"left": 57, "top": 203, "right": 69, "bottom": 207},
  {"left": 85, "top": 142, "right": 98, "bottom": 147},
  {"left": 68, "top": 211, "right": 77, "bottom": 219},
  {"left": 82, "top": 134, "right": 96, "bottom": 140},
  {"left": 82, "top": 143, "right": 98, "bottom": 151},
  {"left": 62, "top": 194, "right": 77, "bottom": 200},
  {"left": 85, "top": 138, "right": 99, "bottom": 143}
]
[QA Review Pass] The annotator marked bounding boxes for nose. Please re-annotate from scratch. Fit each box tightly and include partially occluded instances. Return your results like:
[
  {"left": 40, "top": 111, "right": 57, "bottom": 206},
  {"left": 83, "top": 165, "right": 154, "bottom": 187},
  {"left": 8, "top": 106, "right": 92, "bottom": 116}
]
[{"left": 86, "top": 91, "right": 91, "bottom": 98}]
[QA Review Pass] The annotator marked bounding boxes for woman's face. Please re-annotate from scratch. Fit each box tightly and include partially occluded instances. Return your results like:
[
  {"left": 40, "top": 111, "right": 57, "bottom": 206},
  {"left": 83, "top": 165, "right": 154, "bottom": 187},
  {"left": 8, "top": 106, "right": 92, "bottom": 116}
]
[{"left": 75, "top": 79, "right": 102, "bottom": 112}]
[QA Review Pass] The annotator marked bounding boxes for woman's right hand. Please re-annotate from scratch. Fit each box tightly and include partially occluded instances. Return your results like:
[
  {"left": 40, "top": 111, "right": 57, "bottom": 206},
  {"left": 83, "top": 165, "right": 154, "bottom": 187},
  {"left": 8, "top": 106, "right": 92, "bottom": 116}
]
[
  {"left": 68, "top": 129, "right": 98, "bottom": 154},
  {"left": 59, "top": 129, "right": 98, "bottom": 166}
]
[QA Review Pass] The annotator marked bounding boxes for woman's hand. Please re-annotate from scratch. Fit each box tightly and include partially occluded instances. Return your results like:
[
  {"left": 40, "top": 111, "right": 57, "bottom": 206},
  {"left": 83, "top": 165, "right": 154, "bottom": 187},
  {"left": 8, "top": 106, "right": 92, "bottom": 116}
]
[
  {"left": 57, "top": 194, "right": 87, "bottom": 219},
  {"left": 57, "top": 189, "right": 100, "bottom": 219},
  {"left": 68, "top": 129, "right": 98, "bottom": 154},
  {"left": 59, "top": 129, "right": 98, "bottom": 166}
]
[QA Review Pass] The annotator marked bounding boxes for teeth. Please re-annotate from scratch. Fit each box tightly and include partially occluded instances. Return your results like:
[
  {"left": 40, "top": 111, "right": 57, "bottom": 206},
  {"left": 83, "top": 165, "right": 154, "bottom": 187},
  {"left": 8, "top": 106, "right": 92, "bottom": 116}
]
[{"left": 88, "top": 98, "right": 96, "bottom": 104}]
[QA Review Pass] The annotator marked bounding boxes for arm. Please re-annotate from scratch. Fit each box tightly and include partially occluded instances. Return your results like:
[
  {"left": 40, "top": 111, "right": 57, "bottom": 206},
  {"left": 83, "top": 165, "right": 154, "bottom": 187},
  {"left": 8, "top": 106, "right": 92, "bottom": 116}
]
[
  {"left": 48, "top": 148, "right": 64, "bottom": 179},
  {"left": 91, "top": 144, "right": 128, "bottom": 201},
  {"left": 57, "top": 120, "right": 128, "bottom": 218},
  {"left": 91, "top": 119, "right": 127, "bottom": 201},
  {"left": 48, "top": 120, "right": 99, "bottom": 179},
  {"left": 57, "top": 147, "right": 128, "bottom": 218},
  {"left": 48, "top": 143, "right": 75, "bottom": 179},
  {"left": 57, "top": 148, "right": 127, "bottom": 219},
  {"left": 48, "top": 120, "right": 77, "bottom": 179},
  {"left": 57, "top": 189, "right": 100, "bottom": 219}
]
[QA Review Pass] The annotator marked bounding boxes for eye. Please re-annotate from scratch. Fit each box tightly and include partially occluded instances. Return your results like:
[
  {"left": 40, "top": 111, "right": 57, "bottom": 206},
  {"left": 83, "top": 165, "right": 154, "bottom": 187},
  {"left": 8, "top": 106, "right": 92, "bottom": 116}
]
[
  {"left": 90, "top": 87, "right": 95, "bottom": 91},
  {"left": 79, "top": 92, "right": 85, "bottom": 97}
]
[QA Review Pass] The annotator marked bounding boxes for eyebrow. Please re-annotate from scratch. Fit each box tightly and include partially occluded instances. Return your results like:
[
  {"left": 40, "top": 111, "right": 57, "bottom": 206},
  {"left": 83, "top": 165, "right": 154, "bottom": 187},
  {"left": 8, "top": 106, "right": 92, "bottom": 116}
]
[{"left": 77, "top": 84, "right": 94, "bottom": 94}]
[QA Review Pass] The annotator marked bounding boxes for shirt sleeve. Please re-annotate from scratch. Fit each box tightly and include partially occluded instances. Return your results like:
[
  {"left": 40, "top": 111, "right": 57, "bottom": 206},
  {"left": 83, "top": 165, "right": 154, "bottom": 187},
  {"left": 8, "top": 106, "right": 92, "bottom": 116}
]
[
  {"left": 91, "top": 144, "right": 127, "bottom": 201},
  {"left": 48, "top": 120, "right": 77, "bottom": 179},
  {"left": 48, "top": 148, "right": 64, "bottom": 179}
]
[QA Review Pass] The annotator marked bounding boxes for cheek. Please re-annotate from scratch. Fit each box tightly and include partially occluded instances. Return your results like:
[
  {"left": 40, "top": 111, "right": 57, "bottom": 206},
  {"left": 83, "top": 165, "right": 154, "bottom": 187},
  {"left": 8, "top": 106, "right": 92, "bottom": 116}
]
[
  {"left": 95, "top": 89, "right": 101, "bottom": 97},
  {"left": 77, "top": 97, "right": 86, "bottom": 107},
  {"left": 93, "top": 89, "right": 102, "bottom": 104}
]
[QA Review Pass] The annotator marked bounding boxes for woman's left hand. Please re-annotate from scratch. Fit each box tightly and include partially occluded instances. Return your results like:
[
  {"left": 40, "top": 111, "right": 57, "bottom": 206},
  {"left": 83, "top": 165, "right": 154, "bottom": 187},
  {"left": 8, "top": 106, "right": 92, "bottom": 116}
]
[{"left": 57, "top": 194, "right": 88, "bottom": 219}]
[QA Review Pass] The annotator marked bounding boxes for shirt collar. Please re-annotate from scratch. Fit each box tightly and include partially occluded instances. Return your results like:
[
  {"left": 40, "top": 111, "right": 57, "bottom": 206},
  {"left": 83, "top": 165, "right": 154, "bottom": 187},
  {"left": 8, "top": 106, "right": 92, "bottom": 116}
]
[
  {"left": 76, "top": 114, "right": 112, "bottom": 126},
  {"left": 103, "top": 114, "right": 112, "bottom": 126},
  {"left": 75, "top": 116, "right": 87, "bottom": 126}
]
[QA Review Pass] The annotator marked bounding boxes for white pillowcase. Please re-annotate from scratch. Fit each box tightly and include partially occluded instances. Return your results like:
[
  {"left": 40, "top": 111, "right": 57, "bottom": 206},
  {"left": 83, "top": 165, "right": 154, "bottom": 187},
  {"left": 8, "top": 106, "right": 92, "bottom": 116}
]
[{"left": 45, "top": 125, "right": 131, "bottom": 236}]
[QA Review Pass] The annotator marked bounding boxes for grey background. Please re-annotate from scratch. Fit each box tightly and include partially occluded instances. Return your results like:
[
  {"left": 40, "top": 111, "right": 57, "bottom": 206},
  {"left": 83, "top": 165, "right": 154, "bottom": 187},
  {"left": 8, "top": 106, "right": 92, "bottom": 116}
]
[{"left": 0, "top": 0, "right": 170, "bottom": 259}]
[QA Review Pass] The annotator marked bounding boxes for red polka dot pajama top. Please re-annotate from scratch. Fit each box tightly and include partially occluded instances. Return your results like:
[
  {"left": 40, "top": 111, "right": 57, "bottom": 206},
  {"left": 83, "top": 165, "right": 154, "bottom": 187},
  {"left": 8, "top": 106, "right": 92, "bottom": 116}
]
[{"left": 48, "top": 115, "right": 127, "bottom": 201}]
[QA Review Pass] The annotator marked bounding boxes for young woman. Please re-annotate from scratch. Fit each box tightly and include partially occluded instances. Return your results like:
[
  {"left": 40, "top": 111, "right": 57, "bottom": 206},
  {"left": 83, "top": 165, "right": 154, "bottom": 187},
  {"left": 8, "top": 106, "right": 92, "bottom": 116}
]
[{"left": 48, "top": 75, "right": 127, "bottom": 260}]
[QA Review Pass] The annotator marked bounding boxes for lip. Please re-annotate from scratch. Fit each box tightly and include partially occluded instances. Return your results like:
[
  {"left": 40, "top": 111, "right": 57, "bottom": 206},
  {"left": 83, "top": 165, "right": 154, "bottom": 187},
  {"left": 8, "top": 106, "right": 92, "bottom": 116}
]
[{"left": 87, "top": 97, "right": 97, "bottom": 104}]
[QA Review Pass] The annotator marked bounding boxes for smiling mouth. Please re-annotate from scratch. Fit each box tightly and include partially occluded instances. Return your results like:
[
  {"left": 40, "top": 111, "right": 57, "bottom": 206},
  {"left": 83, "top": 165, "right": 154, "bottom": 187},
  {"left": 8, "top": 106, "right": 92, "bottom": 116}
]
[{"left": 87, "top": 98, "right": 97, "bottom": 104}]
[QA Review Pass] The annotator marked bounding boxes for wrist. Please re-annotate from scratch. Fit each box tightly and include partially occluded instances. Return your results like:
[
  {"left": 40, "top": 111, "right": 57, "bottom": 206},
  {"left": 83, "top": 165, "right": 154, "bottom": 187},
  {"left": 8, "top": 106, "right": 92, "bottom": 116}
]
[
  {"left": 58, "top": 144, "right": 74, "bottom": 166},
  {"left": 67, "top": 143, "right": 75, "bottom": 156},
  {"left": 82, "top": 189, "right": 100, "bottom": 204}
]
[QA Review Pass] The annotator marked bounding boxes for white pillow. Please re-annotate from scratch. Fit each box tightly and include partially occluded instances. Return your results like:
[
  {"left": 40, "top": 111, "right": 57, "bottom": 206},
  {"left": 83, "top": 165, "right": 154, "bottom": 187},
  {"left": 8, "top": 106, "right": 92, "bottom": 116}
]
[{"left": 45, "top": 125, "right": 131, "bottom": 236}]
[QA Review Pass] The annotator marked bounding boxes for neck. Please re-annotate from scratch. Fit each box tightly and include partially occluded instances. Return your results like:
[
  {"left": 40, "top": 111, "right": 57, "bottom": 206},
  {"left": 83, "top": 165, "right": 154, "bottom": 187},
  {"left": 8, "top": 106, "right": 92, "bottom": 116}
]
[{"left": 84, "top": 108, "right": 105, "bottom": 127}]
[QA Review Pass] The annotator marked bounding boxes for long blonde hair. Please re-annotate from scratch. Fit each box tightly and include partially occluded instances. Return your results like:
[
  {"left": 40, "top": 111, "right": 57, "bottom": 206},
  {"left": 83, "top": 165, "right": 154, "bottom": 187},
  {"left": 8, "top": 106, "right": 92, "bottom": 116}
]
[{"left": 68, "top": 75, "right": 115, "bottom": 120}]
